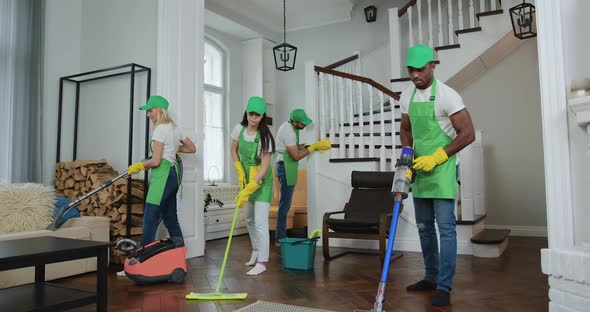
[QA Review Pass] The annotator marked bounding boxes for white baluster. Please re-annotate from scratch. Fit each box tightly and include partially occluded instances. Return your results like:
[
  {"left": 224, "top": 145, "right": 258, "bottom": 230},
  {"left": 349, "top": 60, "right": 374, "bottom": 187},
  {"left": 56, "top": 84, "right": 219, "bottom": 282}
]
[
  {"left": 417, "top": 0, "right": 423, "bottom": 44},
  {"left": 338, "top": 77, "right": 345, "bottom": 159},
  {"left": 408, "top": 6, "right": 414, "bottom": 47},
  {"left": 379, "top": 92, "right": 386, "bottom": 171},
  {"left": 490, "top": 0, "right": 496, "bottom": 11},
  {"left": 479, "top": 0, "right": 485, "bottom": 13},
  {"left": 391, "top": 97, "right": 398, "bottom": 164},
  {"left": 358, "top": 80, "right": 364, "bottom": 158},
  {"left": 458, "top": 0, "right": 464, "bottom": 30},
  {"left": 448, "top": 0, "right": 454, "bottom": 45},
  {"left": 469, "top": 0, "right": 475, "bottom": 28},
  {"left": 319, "top": 73, "right": 325, "bottom": 139},
  {"left": 368, "top": 84, "right": 375, "bottom": 158},
  {"left": 428, "top": 0, "right": 434, "bottom": 47},
  {"left": 329, "top": 75, "right": 336, "bottom": 159},
  {"left": 437, "top": 0, "right": 443, "bottom": 47},
  {"left": 348, "top": 79, "right": 355, "bottom": 158}
]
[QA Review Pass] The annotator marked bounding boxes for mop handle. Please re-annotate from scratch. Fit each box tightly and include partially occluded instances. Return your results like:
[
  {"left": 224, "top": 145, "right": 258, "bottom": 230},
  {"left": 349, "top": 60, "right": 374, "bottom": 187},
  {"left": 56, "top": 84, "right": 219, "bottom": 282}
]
[{"left": 214, "top": 202, "right": 241, "bottom": 293}]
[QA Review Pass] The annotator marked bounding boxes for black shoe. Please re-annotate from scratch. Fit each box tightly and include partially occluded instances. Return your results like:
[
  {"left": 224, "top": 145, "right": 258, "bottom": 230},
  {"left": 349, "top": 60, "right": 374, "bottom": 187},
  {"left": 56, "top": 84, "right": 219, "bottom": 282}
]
[
  {"left": 406, "top": 279, "right": 437, "bottom": 291},
  {"left": 431, "top": 289, "right": 451, "bottom": 306}
]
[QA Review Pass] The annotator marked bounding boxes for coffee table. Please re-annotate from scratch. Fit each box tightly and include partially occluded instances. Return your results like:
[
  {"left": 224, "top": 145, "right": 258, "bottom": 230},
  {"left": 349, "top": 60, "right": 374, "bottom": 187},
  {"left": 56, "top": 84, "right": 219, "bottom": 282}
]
[{"left": 0, "top": 236, "right": 110, "bottom": 311}]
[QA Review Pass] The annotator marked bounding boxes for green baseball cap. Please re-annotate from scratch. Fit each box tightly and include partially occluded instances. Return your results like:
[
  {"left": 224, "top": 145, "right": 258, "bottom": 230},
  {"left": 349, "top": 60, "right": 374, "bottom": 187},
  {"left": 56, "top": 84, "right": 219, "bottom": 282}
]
[
  {"left": 290, "top": 108, "right": 312, "bottom": 126},
  {"left": 246, "top": 96, "right": 267, "bottom": 114},
  {"left": 406, "top": 44, "right": 435, "bottom": 68},
  {"left": 139, "top": 95, "right": 169, "bottom": 110}
]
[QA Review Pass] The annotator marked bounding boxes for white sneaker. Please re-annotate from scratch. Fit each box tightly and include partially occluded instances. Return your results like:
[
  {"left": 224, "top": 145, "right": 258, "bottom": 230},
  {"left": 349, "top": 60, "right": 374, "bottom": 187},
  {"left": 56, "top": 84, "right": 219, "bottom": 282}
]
[
  {"left": 116, "top": 270, "right": 126, "bottom": 277},
  {"left": 244, "top": 251, "right": 258, "bottom": 266},
  {"left": 246, "top": 263, "right": 267, "bottom": 276}
]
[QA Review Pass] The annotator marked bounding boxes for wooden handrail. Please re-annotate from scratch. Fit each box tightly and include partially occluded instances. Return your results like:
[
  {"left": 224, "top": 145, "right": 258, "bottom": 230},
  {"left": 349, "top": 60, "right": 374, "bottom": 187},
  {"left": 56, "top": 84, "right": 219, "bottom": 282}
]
[
  {"left": 315, "top": 66, "right": 400, "bottom": 101},
  {"left": 398, "top": 0, "right": 417, "bottom": 17},
  {"left": 324, "top": 54, "right": 359, "bottom": 70}
]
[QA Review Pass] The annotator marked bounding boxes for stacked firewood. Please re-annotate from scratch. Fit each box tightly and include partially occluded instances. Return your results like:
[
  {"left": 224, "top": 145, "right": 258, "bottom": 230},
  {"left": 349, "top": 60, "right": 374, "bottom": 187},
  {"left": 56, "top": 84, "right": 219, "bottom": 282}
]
[{"left": 54, "top": 159, "right": 145, "bottom": 263}]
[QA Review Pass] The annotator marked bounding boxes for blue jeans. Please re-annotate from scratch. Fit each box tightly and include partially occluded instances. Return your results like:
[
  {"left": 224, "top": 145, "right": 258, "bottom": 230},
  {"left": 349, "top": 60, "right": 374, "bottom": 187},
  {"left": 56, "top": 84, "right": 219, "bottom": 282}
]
[
  {"left": 275, "top": 162, "right": 295, "bottom": 242},
  {"left": 141, "top": 168, "right": 183, "bottom": 246},
  {"left": 413, "top": 197, "right": 457, "bottom": 293}
]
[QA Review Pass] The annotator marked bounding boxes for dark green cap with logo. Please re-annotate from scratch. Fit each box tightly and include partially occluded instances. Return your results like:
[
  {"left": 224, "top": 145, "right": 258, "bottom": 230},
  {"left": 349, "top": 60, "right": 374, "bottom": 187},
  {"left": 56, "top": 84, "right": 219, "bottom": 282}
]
[
  {"left": 290, "top": 108, "right": 312, "bottom": 126},
  {"left": 406, "top": 44, "right": 435, "bottom": 68},
  {"left": 246, "top": 96, "right": 267, "bottom": 114}
]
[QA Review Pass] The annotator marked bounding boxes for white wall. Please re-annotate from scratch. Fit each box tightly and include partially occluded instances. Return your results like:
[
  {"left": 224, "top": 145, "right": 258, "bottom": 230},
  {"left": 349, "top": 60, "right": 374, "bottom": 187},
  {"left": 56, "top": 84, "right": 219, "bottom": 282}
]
[
  {"left": 42, "top": 0, "right": 83, "bottom": 184},
  {"left": 42, "top": 0, "right": 157, "bottom": 184},
  {"left": 561, "top": 0, "right": 590, "bottom": 248},
  {"left": 461, "top": 39, "right": 547, "bottom": 231},
  {"left": 275, "top": 0, "right": 406, "bottom": 127},
  {"left": 204, "top": 26, "right": 243, "bottom": 184}
]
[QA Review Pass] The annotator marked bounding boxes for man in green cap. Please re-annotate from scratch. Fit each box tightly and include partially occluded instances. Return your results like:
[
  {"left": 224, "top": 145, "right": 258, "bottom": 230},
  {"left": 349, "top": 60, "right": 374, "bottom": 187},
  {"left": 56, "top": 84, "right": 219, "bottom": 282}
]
[
  {"left": 399, "top": 44, "right": 475, "bottom": 306},
  {"left": 274, "top": 108, "right": 331, "bottom": 244}
]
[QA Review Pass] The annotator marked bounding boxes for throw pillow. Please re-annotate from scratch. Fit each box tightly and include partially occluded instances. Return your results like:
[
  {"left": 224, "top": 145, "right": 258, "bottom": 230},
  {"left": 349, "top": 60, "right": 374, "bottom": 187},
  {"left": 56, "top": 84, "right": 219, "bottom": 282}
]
[{"left": 0, "top": 183, "right": 56, "bottom": 233}]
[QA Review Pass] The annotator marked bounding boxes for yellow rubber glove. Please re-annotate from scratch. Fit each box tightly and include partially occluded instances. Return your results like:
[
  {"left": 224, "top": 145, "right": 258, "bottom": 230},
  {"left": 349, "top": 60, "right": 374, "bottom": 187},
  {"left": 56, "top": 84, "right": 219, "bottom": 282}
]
[
  {"left": 234, "top": 161, "right": 247, "bottom": 189},
  {"left": 307, "top": 139, "right": 332, "bottom": 153},
  {"left": 412, "top": 147, "right": 448, "bottom": 172},
  {"left": 249, "top": 165, "right": 261, "bottom": 182},
  {"left": 127, "top": 162, "right": 145, "bottom": 175},
  {"left": 235, "top": 180, "right": 261, "bottom": 208}
]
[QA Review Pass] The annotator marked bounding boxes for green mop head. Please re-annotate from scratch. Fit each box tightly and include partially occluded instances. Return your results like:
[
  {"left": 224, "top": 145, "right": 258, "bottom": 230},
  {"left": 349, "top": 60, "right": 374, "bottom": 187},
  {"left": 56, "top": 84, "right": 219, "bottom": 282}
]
[{"left": 185, "top": 292, "right": 248, "bottom": 300}]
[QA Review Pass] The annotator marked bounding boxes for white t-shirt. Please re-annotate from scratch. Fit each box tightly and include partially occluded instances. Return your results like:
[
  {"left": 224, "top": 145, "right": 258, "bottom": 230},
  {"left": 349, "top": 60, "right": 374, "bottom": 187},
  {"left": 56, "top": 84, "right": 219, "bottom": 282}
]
[
  {"left": 231, "top": 124, "right": 274, "bottom": 157},
  {"left": 152, "top": 123, "right": 182, "bottom": 163},
  {"left": 275, "top": 122, "right": 299, "bottom": 162},
  {"left": 399, "top": 79, "right": 465, "bottom": 139}
]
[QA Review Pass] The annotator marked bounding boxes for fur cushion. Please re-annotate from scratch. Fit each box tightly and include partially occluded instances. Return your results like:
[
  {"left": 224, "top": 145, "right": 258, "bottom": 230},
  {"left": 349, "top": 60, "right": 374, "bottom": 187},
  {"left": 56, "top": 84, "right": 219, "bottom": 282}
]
[{"left": 0, "top": 183, "right": 56, "bottom": 234}]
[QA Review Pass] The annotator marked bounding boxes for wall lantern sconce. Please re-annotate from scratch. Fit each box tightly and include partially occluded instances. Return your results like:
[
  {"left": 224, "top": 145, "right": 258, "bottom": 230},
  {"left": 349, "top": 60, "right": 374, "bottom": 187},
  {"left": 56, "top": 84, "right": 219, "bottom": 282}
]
[
  {"left": 364, "top": 5, "right": 377, "bottom": 23},
  {"left": 274, "top": 0, "right": 297, "bottom": 71},
  {"left": 509, "top": 0, "right": 536, "bottom": 39}
]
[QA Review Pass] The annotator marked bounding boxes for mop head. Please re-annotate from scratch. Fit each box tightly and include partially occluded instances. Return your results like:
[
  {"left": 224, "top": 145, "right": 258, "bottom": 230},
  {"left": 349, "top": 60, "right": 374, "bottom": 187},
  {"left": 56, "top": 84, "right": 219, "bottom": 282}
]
[{"left": 186, "top": 292, "right": 248, "bottom": 300}]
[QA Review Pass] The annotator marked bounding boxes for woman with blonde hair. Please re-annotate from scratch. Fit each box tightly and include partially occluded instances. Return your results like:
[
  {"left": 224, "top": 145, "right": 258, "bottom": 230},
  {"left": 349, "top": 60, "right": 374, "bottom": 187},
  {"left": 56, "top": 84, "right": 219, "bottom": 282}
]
[{"left": 127, "top": 95, "right": 196, "bottom": 247}]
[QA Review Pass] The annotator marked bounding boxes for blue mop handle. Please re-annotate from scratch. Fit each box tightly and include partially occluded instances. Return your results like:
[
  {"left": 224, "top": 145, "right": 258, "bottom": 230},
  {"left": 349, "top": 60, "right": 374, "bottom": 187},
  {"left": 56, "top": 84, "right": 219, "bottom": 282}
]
[{"left": 380, "top": 197, "right": 402, "bottom": 282}]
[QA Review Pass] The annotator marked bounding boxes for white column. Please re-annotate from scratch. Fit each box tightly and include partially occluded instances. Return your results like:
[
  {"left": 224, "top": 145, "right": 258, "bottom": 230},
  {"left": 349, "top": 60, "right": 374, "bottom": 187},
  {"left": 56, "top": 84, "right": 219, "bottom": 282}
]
[
  {"left": 319, "top": 73, "right": 326, "bottom": 139},
  {"left": 348, "top": 79, "right": 355, "bottom": 158},
  {"left": 358, "top": 81, "right": 364, "bottom": 158},
  {"left": 408, "top": 7, "right": 414, "bottom": 47},
  {"left": 389, "top": 7, "right": 402, "bottom": 79},
  {"left": 379, "top": 92, "right": 386, "bottom": 171},
  {"left": 437, "top": 0, "right": 443, "bottom": 46},
  {"left": 338, "top": 77, "right": 345, "bottom": 158},
  {"left": 458, "top": 0, "right": 464, "bottom": 30},
  {"left": 329, "top": 75, "right": 336, "bottom": 159},
  {"left": 490, "top": 0, "right": 496, "bottom": 11},
  {"left": 427, "top": 0, "right": 434, "bottom": 47},
  {"left": 368, "top": 85, "right": 375, "bottom": 157},
  {"left": 157, "top": 0, "right": 205, "bottom": 259},
  {"left": 469, "top": 0, "right": 475, "bottom": 28},
  {"left": 417, "top": 0, "right": 423, "bottom": 44},
  {"left": 448, "top": 0, "right": 454, "bottom": 45}
]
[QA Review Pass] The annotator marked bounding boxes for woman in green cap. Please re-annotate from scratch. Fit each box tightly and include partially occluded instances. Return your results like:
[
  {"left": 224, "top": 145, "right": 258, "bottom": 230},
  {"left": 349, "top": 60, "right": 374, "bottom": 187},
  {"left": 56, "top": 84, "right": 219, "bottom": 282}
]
[
  {"left": 127, "top": 95, "right": 196, "bottom": 246},
  {"left": 231, "top": 96, "right": 275, "bottom": 276}
]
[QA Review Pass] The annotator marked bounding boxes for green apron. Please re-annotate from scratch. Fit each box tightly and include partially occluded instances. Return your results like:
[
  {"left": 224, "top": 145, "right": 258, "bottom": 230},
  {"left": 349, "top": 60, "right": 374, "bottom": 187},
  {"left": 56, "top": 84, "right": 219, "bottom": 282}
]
[
  {"left": 408, "top": 79, "right": 457, "bottom": 199},
  {"left": 279, "top": 122, "right": 300, "bottom": 186},
  {"left": 145, "top": 138, "right": 181, "bottom": 205},
  {"left": 238, "top": 127, "right": 273, "bottom": 203}
]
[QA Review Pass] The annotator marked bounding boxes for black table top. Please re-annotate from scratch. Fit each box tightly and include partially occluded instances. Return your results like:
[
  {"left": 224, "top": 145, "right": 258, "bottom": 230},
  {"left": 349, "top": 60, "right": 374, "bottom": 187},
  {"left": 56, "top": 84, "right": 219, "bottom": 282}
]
[{"left": 0, "top": 236, "right": 111, "bottom": 265}]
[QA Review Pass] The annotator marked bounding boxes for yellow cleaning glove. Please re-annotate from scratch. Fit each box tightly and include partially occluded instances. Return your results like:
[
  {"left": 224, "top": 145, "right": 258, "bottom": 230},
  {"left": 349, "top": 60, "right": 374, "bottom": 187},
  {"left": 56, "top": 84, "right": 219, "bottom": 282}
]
[
  {"left": 235, "top": 180, "right": 261, "bottom": 208},
  {"left": 234, "top": 161, "right": 247, "bottom": 189},
  {"left": 307, "top": 139, "right": 332, "bottom": 153},
  {"left": 413, "top": 147, "right": 448, "bottom": 172},
  {"left": 127, "top": 162, "right": 146, "bottom": 175},
  {"left": 248, "top": 165, "right": 261, "bottom": 182}
]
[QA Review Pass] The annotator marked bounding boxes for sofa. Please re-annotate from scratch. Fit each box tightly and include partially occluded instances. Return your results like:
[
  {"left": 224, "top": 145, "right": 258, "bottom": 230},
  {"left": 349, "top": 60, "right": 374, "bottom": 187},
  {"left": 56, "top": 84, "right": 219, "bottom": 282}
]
[{"left": 0, "top": 216, "right": 110, "bottom": 288}]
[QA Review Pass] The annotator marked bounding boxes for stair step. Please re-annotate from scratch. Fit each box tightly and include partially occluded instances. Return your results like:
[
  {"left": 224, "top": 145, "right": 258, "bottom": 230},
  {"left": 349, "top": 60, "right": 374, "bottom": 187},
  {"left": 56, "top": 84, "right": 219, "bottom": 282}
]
[
  {"left": 332, "top": 144, "right": 402, "bottom": 149},
  {"left": 457, "top": 214, "right": 486, "bottom": 225},
  {"left": 329, "top": 157, "right": 380, "bottom": 163},
  {"left": 353, "top": 106, "right": 398, "bottom": 118},
  {"left": 455, "top": 27, "right": 482, "bottom": 36},
  {"left": 471, "top": 229, "right": 511, "bottom": 244},
  {"left": 476, "top": 9, "right": 504, "bottom": 19},
  {"left": 391, "top": 77, "right": 411, "bottom": 83},
  {"left": 327, "top": 132, "right": 399, "bottom": 137},
  {"left": 340, "top": 119, "right": 400, "bottom": 127},
  {"left": 435, "top": 44, "right": 461, "bottom": 52}
]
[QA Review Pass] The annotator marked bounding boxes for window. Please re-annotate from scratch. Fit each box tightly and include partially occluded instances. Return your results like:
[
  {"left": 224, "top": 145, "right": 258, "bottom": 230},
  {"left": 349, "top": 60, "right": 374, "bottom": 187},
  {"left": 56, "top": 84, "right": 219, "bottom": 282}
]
[{"left": 203, "top": 39, "right": 226, "bottom": 182}]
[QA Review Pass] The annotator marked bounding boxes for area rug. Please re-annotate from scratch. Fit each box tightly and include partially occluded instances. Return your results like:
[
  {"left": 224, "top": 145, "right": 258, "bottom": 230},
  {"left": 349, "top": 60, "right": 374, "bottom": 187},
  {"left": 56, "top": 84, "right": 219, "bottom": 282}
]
[{"left": 234, "top": 300, "right": 336, "bottom": 312}]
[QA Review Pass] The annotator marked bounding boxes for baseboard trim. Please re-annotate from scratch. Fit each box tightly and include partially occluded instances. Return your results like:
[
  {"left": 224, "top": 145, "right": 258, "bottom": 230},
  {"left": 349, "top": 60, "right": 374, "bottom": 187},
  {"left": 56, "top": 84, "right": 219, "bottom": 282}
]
[{"left": 485, "top": 225, "right": 547, "bottom": 237}]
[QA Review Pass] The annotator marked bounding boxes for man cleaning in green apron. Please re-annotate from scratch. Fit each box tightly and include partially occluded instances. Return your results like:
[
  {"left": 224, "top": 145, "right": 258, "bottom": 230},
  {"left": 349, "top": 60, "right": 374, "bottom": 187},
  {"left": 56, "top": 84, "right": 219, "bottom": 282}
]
[
  {"left": 274, "top": 109, "right": 331, "bottom": 245},
  {"left": 399, "top": 45, "right": 475, "bottom": 306}
]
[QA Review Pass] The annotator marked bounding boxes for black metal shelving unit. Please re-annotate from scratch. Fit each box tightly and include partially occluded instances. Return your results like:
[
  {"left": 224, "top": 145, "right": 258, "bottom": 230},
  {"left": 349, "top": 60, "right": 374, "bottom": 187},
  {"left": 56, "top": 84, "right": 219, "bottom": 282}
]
[{"left": 55, "top": 63, "right": 151, "bottom": 238}]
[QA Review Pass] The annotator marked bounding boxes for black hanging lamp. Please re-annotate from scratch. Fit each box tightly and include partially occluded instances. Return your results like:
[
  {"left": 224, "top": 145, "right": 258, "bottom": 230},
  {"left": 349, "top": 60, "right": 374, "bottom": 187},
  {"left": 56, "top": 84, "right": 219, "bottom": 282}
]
[
  {"left": 509, "top": 0, "right": 536, "bottom": 39},
  {"left": 273, "top": 0, "right": 297, "bottom": 71},
  {"left": 364, "top": 5, "right": 377, "bottom": 23}
]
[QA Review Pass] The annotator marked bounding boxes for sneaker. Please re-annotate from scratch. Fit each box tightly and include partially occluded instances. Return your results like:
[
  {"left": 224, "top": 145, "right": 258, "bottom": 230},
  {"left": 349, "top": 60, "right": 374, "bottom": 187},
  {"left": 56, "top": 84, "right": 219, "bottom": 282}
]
[
  {"left": 406, "top": 279, "right": 436, "bottom": 291},
  {"left": 246, "top": 263, "right": 267, "bottom": 276},
  {"left": 431, "top": 289, "right": 451, "bottom": 306},
  {"left": 116, "top": 270, "right": 126, "bottom": 277},
  {"left": 244, "top": 251, "right": 258, "bottom": 266}
]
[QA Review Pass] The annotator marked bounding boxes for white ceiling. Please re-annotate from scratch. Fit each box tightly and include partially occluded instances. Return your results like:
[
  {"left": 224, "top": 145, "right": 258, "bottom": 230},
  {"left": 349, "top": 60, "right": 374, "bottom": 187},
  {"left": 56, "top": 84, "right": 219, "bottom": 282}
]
[{"left": 205, "top": 0, "right": 358, "bottom": 40}]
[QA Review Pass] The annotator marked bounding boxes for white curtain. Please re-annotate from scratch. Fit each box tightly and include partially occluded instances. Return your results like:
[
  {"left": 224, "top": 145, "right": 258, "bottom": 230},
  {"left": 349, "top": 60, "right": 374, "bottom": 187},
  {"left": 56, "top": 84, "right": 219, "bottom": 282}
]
[{"left": 0, "top": 0, "right": 44, "bottom": 183}]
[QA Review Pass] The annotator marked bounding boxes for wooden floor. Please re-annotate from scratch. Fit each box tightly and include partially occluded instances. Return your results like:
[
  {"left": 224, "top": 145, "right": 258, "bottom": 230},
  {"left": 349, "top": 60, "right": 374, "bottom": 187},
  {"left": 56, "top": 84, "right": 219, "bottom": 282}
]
[{"left": 57, "top": 235, "right": 548, "bottom": 312}]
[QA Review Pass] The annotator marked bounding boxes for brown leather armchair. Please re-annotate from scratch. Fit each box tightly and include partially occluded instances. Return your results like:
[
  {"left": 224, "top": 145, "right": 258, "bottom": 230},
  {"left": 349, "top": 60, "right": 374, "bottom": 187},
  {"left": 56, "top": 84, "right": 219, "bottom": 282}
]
[{"left": 322, "top": 171, "right": 401, "bottom": 264}]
